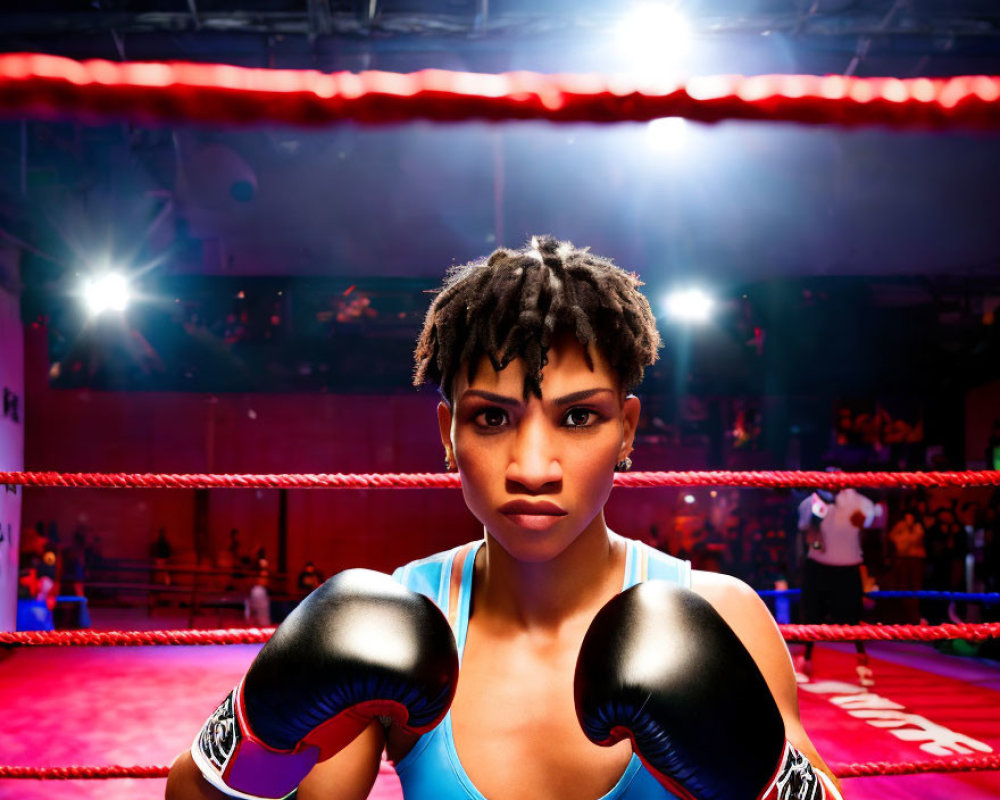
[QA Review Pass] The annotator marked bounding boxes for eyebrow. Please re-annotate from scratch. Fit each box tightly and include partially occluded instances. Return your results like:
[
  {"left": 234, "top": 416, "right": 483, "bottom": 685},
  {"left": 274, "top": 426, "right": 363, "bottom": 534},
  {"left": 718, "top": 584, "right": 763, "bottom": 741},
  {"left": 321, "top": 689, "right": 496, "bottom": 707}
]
[{"left": 460, "top": 388, "right": 616, "bottom": 406}]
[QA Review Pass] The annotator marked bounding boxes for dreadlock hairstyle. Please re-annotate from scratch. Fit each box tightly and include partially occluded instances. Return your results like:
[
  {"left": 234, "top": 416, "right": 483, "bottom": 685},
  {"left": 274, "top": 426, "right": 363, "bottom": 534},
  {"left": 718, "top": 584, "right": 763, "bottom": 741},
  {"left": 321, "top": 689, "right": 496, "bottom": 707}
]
[{"left": 413, "top": 235, "right": 662, "bottom": 403}]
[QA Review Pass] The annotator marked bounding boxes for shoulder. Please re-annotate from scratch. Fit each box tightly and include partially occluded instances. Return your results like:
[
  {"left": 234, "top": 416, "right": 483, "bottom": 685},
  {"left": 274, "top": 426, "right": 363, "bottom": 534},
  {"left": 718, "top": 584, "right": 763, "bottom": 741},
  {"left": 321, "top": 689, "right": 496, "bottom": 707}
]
[{"left": 689, "top": 570, "right": 763, "bottom": 621}]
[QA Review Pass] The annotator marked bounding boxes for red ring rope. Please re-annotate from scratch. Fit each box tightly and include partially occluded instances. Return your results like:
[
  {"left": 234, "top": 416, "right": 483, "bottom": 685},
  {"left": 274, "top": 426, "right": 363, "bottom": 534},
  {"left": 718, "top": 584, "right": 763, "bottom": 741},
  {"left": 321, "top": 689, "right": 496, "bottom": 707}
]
[
  {"left": 779, "top": 622, "right": 1000, "bottom": 643},
  {"left": 2, "top": 53, "right": 999, "bottom": 128},
  {"left": 832, "top": 755, "right": 1000, "bottom": 778},
  {"left": 0, "top": 765, "right": 169, "bottom": 780},
  {"left": 4, "top": 756, "right": 1000, "bottom": 780},
  {"left": 2, "top": 469, "right": 998, "bottom": 490},
  {"left": 3, "top": 622, "right": 998, "bottom": 647}
]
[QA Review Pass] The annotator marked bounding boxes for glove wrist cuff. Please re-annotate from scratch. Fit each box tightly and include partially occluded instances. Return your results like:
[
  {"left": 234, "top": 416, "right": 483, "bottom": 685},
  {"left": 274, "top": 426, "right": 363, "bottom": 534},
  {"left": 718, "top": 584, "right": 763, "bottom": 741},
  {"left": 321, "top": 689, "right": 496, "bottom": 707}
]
[
  {"left": 191, "top": 682, "right": 320, "bottom": 800},
  {"left": 759, "top": 740, "right": 836, "bottom": 800}
]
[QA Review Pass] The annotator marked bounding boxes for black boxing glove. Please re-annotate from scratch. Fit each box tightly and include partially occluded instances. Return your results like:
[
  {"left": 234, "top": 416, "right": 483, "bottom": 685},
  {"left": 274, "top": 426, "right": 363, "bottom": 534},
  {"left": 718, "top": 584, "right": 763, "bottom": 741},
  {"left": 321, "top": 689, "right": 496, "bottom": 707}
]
[
  {"left": 575, "top": 581, "right": 836, "bottom": 800},
  {"left": 192, "top": 569, "right": 458, "bottom": 800}
]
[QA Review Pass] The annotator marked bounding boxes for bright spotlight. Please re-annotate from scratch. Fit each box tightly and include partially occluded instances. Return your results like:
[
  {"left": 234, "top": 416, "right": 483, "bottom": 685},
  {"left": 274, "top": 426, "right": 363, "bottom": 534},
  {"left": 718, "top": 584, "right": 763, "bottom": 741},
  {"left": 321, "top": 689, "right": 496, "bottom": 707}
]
[
  {"left": 665, "top": 288, "right": 714, "bottom": 323},
  {"left": 646, "top": 117, "right": 689, "bottom": 153},
  {"left": 616, "top": 4, "right": 693, "bottom": 77},
  {"left": 83, "top": 272, "right": 130, "bottom": 316},
  {"left": 683, "top": 494, "right": 696, "bottom": 504}
]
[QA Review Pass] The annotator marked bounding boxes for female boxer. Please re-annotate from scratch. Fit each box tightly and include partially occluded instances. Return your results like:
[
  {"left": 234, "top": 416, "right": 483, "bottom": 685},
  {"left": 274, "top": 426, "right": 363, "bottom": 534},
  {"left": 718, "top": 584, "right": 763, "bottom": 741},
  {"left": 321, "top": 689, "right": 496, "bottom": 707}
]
[{"left": 168, "top": 237, "right": 841, "bottom": 800}]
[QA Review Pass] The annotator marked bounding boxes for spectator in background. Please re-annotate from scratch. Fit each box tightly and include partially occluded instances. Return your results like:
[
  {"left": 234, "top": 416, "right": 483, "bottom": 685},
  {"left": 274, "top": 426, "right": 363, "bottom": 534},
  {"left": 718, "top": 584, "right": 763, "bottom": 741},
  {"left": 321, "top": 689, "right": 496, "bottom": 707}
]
[
  {"left": 795, "top": 481, "right": 876, "bottom": 686},
  {"left": 296, "top": 560, "right": 324, "bottom": 598},
  {"left": 888, "top": 511, "right": 925, "bottom": 623},
  {"left": 152, "top": 527, "right": 173, "bottom": 560},
  {"left": 244, "top": 563, "right": 271, "bottom": 627},
  {"left": 151, "top": 527, "right": 173, "bottom": 586},
  {"left": 18, "top": 548, "right": 40, "bottom": 600},
  {"left": 37, "top": 543, "right": 60, "bottom": 611},
  {"left": 18, "top": 520, "right": 47, "bottom": 599}
]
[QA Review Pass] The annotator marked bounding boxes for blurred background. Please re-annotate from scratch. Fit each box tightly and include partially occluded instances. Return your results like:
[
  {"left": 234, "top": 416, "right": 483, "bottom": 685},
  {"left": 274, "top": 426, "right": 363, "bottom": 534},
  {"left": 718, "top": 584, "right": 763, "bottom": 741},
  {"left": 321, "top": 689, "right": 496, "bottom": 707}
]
[{"left": 1, "top": 0, "right": 999, "bottom": 634}]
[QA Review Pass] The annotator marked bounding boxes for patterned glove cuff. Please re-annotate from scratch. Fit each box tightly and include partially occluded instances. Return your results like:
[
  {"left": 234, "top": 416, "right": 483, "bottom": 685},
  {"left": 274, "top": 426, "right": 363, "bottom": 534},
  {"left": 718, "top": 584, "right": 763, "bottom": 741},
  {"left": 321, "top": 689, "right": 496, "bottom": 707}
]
[
  {"left": 760, "top": 740, "right": 841, "bottom": 800},
  {"left": 190, "top": 682, "right": 320, "bottom": 800}
]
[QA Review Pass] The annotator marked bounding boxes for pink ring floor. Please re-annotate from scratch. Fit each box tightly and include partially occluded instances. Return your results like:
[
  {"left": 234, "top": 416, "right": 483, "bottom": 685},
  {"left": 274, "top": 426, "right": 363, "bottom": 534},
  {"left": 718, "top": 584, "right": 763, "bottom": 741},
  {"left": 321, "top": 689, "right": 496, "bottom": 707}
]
[{"left": 1, "top": 610, "right": 998, "bottom": 799}]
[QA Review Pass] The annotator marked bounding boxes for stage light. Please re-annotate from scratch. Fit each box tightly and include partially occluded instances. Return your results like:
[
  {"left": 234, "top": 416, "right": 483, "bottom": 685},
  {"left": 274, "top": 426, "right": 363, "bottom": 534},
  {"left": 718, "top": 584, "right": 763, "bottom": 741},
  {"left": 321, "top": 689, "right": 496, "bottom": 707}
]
[
  {"left": 683, "top": 494, "right": 696, "bottom": 504},
  {"left": 665, "top": 288, "right": 714, "bottom": 323},
  {"left": 82, "top": 272, "right": 130, "bottom": 316},
  {"left": 615, "top": 4, "right": 693, "bottom": 77},
  {"left": 646, "top": 117, "right": 689, "bottom": 153}
]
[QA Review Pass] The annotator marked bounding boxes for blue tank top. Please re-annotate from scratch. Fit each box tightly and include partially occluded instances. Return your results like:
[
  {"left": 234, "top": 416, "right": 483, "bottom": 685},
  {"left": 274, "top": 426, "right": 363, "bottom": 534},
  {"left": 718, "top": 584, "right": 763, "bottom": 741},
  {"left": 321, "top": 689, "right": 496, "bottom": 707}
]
[{"left": 390, "top": 538, "right": 690, "bottom": 800}]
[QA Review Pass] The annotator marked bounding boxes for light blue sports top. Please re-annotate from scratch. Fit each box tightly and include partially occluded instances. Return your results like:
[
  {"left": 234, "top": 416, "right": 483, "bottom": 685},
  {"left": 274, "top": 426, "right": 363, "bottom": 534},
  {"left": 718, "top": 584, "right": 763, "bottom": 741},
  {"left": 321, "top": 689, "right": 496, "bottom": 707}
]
[{"left": 390, "top": 538, "right": 690, "bottom": 800}]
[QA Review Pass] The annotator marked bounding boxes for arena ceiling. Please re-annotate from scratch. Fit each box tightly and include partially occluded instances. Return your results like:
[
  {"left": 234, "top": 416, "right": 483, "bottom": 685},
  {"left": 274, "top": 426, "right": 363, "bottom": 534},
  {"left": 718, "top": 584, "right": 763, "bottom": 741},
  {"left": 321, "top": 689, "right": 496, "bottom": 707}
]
[
  {"left": 1, "top": 2, "right": 998, "bottom": 396},
  {"left": 1, "top": 0, "right": 999, "bottom": 288}
]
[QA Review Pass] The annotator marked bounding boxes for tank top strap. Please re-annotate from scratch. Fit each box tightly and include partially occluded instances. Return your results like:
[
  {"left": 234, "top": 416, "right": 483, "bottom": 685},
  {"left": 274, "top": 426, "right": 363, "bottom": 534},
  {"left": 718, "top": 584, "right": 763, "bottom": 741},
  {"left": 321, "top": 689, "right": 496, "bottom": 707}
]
[
  {"left": 624, "top": 539, "right": 692, "bottom": 590},
  {"left": 621, "top": 537, "right": 644, "bottom": 589},
  {"left": 450, "top": 540, "right": 481, "bottom": 662}
]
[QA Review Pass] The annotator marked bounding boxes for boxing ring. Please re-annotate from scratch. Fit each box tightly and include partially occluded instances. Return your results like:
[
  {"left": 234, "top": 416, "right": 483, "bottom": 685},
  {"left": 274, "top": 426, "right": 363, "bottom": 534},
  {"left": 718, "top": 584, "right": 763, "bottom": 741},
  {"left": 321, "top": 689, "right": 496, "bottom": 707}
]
[
  {"left": 2, "top": 468, "right": 1000, "bottom": 799},
  {"left": 2, "top": 54, "right": 1000, "bottom": 799}
]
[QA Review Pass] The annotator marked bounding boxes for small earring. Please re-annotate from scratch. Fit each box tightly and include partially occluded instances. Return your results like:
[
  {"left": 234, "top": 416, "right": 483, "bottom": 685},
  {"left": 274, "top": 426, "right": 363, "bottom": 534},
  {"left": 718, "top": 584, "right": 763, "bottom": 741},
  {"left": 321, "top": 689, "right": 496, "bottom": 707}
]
[{"left": 614, "top": 456, "right": 632, "bottom": 472}]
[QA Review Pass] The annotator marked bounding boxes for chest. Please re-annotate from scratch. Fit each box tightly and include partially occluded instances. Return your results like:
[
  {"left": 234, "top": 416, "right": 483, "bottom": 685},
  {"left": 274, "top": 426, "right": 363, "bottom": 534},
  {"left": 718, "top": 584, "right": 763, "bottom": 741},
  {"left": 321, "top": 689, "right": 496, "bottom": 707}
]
[{"left": 446, "top": 626, "right": 634, "bottom": 800}]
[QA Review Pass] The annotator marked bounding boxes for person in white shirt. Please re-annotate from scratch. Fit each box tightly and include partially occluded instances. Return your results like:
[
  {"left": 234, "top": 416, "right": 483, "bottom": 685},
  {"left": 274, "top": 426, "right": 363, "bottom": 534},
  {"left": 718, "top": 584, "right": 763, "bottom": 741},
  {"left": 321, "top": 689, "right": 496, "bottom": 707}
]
[{"left": 795, "top": 483, "right": 876, "bottom": 686}]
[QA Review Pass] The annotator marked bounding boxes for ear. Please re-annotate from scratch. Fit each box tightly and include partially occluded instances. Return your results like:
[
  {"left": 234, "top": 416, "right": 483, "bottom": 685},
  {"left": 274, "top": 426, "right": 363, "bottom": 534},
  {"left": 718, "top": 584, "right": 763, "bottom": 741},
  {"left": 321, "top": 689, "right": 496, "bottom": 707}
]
[
  {"left": 619, "top": 394, "right": 641, "bottom": 462},
  {"left": 437, "top": 400, "right": 455, "bottom": 461}
]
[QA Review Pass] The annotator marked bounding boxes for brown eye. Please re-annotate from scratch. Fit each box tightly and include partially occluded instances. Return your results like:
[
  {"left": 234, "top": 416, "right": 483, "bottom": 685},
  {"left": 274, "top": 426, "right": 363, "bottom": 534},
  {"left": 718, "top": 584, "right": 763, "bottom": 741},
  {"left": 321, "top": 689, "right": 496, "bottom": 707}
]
[
  {"left": 476, "top": 408, "right": 508, "bottom": 427},
  {"left": 565, "top": 408, "right": 595, "bottom": 428}
]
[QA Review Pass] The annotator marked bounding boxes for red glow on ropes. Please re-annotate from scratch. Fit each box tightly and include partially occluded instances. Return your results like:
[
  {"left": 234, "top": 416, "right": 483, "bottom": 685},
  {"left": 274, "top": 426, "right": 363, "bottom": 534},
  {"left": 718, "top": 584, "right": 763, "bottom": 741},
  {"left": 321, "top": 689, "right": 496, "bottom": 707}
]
[{"left": 1, "top": 54, "right": 999, "bottom": 128}]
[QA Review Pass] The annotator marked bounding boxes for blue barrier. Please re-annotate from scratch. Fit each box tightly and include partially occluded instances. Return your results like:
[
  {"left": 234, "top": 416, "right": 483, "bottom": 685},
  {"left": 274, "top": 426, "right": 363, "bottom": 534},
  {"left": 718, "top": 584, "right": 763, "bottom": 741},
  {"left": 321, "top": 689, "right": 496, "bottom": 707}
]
[
  {"left": 755, "top": 588, "right": 1000, "bottom": 604},
  {"left": 16, "top": 599, "right": 53, "bottom": 631},
  {"left": 868, "top": 590, "right": 1000, "bottom": 604},
  {"left": 758, "top": 589, "right": 801, "bottom": 598},
  {"left": 54, "top": 595, "right": 91, "bottom": 628}
]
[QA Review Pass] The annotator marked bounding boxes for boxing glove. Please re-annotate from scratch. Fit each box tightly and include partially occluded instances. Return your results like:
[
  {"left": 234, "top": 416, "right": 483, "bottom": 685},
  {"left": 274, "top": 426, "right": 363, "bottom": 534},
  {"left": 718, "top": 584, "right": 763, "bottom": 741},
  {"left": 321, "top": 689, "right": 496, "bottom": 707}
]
[
  {"left": 575, "top": 581, "right": 831, "bottom": 800},
  {"left": 192, "top": 569, "right": 458, "bottom": 800}
]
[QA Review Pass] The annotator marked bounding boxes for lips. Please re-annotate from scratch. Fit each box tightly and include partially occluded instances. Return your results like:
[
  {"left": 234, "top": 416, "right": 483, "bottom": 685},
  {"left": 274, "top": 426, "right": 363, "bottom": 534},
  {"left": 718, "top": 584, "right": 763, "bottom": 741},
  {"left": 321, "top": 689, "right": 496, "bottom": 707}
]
[
  {"left": 499, "top": 500, "right": 568, "bottom": 531},
  {"left": 498, "top": 500, "right": 567, "bottom": 516}
]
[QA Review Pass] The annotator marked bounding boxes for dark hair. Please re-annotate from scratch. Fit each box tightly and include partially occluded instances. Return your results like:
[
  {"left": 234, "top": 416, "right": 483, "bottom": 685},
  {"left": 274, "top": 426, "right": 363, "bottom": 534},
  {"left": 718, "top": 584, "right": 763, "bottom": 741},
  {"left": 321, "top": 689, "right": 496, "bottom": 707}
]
[{"left": 413, "top": 235, "right": 661, "bottom": 402}]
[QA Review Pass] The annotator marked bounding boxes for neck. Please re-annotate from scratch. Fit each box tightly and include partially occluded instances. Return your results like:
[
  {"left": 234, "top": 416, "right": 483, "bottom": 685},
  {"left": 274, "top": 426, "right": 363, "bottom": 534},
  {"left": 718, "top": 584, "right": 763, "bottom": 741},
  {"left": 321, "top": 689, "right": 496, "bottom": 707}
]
[{"left": 474, "top": 514, "right": 625, "bottom": 634}]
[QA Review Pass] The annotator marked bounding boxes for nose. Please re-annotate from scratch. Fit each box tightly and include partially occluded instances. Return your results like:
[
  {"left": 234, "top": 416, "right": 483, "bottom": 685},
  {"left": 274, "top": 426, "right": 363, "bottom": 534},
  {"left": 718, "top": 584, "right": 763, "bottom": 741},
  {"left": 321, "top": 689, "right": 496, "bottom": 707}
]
[{"left": 505, "top": 413, "right": 562, "bottom": 493}]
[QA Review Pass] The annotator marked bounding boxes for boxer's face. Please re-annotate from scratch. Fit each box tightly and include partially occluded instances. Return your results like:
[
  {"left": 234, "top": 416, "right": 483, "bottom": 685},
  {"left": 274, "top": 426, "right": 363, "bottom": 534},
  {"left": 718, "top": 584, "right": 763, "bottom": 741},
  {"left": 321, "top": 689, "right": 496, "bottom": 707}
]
[{"left": 440, "top": 334, "right": 638, "bottom": 563}]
